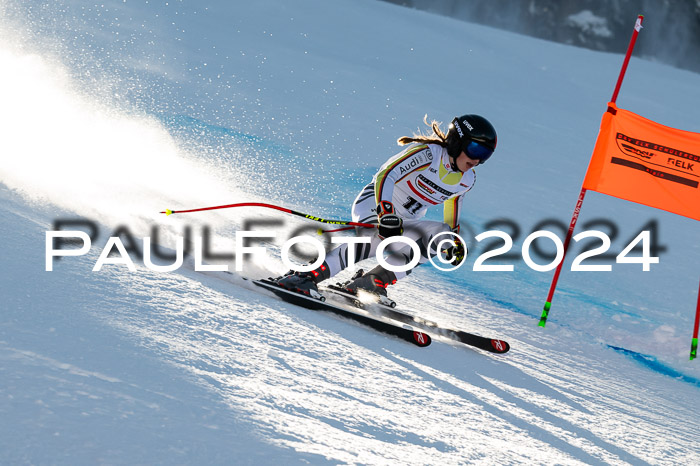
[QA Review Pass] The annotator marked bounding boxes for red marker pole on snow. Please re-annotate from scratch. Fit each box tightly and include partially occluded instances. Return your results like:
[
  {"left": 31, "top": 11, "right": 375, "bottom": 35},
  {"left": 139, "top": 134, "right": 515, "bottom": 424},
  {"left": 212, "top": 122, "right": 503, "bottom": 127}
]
[
  {"left": 538, "top": 15, "right": 644, "bottom": 327},
  {"left": 538, "top": 189, "right": 587, "bottom": 326},
  {"left": 611, "top": 15, "right": 645, "bottom": 104},
  {"left": 691, "top": 279, "right": 700, "bottom": 360}
]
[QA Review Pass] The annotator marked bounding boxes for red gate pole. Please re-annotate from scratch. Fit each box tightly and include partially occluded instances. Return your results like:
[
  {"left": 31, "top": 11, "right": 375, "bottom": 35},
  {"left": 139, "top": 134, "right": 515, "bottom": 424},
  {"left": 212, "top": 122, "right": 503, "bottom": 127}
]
[
  {"left": 690, "top": 278, "right": 700, "bottom": 360},
  {"left": 538, "top": 15, "right": 644, "bottom": 327},
  {"left": 538, "top": 188, "right": 587, "bottom": 326},
  {"left": 611, "top": 15, "right": 645, "bottom": 103}
]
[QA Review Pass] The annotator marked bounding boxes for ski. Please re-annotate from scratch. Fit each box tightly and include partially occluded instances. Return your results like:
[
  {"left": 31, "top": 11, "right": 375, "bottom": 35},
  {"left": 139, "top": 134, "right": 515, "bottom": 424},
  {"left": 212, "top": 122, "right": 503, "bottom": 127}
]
[
  {"left": 323, "top": 285, "right": 510, "bottom": 354},
  {"left": 251, "top": 278, "right": 432, "bottom": 347}
]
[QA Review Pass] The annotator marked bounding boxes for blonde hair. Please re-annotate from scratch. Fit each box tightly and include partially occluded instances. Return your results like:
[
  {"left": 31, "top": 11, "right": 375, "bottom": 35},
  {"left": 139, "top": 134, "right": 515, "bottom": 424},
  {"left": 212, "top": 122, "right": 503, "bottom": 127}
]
[{"left": 397, "top": 115, "right": 449, "bottom": 147}]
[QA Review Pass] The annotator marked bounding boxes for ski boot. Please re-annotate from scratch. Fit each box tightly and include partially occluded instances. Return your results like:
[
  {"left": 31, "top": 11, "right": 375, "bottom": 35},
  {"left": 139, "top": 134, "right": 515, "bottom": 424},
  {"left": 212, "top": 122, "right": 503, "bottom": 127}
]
[
  {"left": 341, "top": 265, "right": 398, "bottom": 308},
  {"left": 272, "top": 262, "right": 330, "bottom": 300}
]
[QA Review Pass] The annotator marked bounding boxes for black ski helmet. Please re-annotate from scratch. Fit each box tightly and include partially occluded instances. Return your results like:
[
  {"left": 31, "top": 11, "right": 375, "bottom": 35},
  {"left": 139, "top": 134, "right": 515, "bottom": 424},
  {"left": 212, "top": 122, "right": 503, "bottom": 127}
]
[{"left": 446, "top": 114, "right": 497, "bottom": 166}]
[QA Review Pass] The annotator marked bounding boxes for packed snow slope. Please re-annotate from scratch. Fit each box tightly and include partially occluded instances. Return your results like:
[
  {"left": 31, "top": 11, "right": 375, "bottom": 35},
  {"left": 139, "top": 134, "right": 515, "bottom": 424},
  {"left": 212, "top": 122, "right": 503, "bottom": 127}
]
[{"left": 1, "top": 0, "right": 699, "bottom": 464}]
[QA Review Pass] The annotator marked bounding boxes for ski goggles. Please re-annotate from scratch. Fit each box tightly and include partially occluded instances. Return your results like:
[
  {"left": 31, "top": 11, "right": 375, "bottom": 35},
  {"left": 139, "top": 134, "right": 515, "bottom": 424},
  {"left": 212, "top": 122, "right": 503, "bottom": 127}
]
[{"left": 463, "top": 140, "right": 494, "bottom": 164}]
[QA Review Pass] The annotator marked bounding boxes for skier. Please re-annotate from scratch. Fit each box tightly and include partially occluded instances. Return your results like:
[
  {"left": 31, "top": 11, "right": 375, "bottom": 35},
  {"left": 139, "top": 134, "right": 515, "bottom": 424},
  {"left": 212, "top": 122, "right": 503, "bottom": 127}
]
[{"left": 273, "top": 114, "right": 497, "bottom": 300}]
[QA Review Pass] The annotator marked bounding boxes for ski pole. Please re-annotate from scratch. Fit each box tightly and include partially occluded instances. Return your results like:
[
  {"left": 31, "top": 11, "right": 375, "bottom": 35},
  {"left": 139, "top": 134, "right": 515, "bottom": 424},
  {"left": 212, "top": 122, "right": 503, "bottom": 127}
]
[{"left": 160, "top": 202, "right": 377, "bottom": 230}]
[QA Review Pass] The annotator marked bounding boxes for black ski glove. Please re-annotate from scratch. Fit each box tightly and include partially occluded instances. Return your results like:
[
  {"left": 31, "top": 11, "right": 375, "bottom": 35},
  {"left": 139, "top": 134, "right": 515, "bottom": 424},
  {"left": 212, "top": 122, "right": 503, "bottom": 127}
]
[
  {"left": 443, "top": 236, "right": 467, "bottom": 265},
  {"left": 376, "top": 201, "right": 403, "bottom": 239}
]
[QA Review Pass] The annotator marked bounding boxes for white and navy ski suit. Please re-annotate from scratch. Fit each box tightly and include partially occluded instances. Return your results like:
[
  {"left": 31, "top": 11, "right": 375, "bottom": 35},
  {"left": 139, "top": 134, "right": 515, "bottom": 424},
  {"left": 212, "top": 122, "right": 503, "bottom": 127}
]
[{"left": 324, "top": 143, "right": 475, "bottom": 280}]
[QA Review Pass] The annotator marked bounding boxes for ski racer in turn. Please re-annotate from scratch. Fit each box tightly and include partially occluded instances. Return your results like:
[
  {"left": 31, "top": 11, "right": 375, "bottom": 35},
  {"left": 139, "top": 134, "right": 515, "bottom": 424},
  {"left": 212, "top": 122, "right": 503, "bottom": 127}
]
[{"left": 273, "top": 114, "right": 498, "bottom": 301}]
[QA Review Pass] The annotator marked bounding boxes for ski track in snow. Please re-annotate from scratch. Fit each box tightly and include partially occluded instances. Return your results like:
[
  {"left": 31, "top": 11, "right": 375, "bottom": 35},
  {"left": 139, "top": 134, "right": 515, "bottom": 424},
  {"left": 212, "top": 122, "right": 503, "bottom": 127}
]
[{"left": 68, "top": 267, "right": 700, "bottom": 464}]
